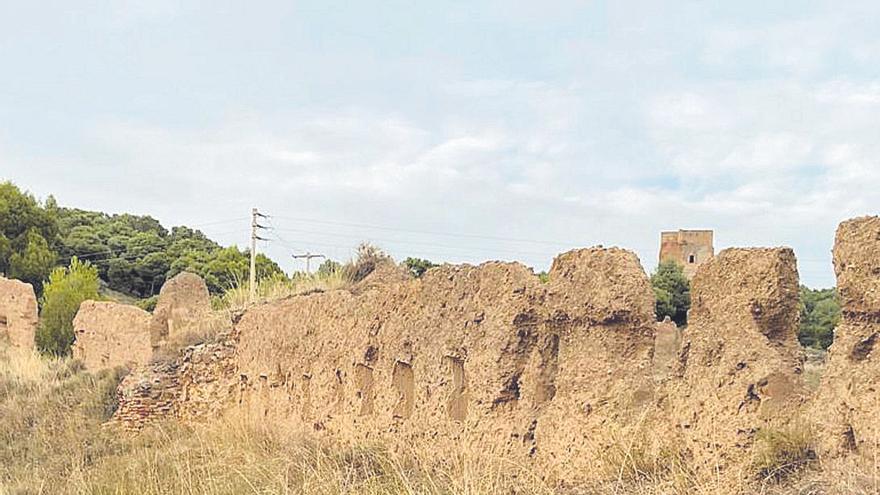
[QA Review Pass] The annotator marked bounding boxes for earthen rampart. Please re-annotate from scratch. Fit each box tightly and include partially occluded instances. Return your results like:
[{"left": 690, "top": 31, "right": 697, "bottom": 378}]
[{"left": 107, "top": 217, "right": 880, "bottom": 486}]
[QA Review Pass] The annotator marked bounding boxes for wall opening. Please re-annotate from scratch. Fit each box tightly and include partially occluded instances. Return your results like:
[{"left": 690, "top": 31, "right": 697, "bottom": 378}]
[
  {"left": 0, "top": 314, "right": 7, "bottom": 339},
  {"left": 534, "top": 334, "right": 560, "bottom": 405},
  {"left": 444, "top": 356, "right": 468, "bottom": 422},
  {"left": 238, "top": 374, "right": 249, "bottom": 405},
  {"left": 391, "top": 361, "right": 414, "bottom": 419},
  {"left": 333, "top": 369, "right": 345, "bottom": 413},
  {"left": 688, "top": 254, "right": 696, "bottom": 264},
  {"left": 851, "top": 333, "right": 877, "bottom": 362},
  {"left": 354, "top": 364, "right": 374, "bottom": 416},
  {"left": 301, "top": 373, "right": 312, "bottom": 420}
]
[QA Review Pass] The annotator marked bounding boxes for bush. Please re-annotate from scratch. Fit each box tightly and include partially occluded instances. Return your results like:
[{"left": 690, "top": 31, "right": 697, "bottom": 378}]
[
  {"left": 136, "top": 295, "right": 158, "bottom": 312},
  {"left": 344, "top": 243, "right": 391, "bottom": 282},
  {"left": 35, "top": 257, "right": 100, "bottom": 356},
  {"left": 651, "top": 261, "right": 690, "bottom": 326},
  {"left": 799, "top": 286, "right": 840, "bottom": 350},
  {"left": 403, "top": 257, "right": 436, "bottom": 278}
]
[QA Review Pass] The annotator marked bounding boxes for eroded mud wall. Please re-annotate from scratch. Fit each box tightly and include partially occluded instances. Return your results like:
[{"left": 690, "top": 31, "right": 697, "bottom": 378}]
[
  {"left": 111, "top": 225, "right": 880, "bottom": 485},
  {"left": 532, "top": 248, "right": 657, "bottom": 482},
  {"left": 150, "top": 272, "right": 211, "bottom": 346},
  {"left": 114, "top": 248, "right": 659, "bottom": 483},
  {"left": 664, "top": 248, "right": 805, "bottom": 476},
  {"left": 72, "top": 301, "right": 153, "bottom": 370},
  {"left": 814, "top": 216, "right": 880, "bottom": 458},
  {"left": 0, "top": 276, "right": 38, "bottom": 350}
]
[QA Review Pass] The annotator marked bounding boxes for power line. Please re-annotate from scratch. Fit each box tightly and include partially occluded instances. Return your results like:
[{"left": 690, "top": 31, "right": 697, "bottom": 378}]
[
  {"left": 270, "top": 215, "right": 584, "bottom": 247},
  {"left": 268, "top": 226, "right": 556, "bottom": 258}
]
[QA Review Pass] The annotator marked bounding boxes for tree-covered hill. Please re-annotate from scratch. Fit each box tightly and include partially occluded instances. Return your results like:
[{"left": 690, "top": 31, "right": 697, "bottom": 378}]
[{"left": 0, "top": 181, "right": 282, "bottom": 298}]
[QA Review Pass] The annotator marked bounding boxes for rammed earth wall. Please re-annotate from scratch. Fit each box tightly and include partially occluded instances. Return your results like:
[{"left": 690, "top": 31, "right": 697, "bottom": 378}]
[{"left": 109, "top": 217, "right": 880, "bottom": 486}]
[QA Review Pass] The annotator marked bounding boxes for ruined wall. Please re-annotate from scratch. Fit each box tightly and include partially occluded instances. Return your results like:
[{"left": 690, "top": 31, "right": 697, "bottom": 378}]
[
  {"left": 72, "top": 301, "right": 152, "bottom": 370},
  {"left": 114, "top": 248, "right": 658, "bottom": 484},
  {"left": 150, "top": 272, "right": 211, "bottom": 346},
  {"left": 813, "top": 216, "right": 880, "bottom": 458},
  {"left": 663, "top": 248, "right": 805, "bottom": 476},
  {"left": 110, "top": 222, "right": 880, "bottom": 486},
  {"left": 113, "top": 337, "right": 237, "bottom": 430},
  {"left": 0, "top": 276, "right": 38, "bottom": 349},
  {"left": 70, "top": 272, "right": 220, "bottom": 372}
]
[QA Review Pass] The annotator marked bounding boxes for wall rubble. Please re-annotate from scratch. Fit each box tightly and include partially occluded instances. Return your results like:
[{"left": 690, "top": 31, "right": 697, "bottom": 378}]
[{"left": 70, "top": 272, "right": 219, "bottom": 372}]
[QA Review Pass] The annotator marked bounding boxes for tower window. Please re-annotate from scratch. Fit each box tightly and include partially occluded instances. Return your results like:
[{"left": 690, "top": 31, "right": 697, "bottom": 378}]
[{"left": 688, "top": 254, "right": 696, "bottom": 264}]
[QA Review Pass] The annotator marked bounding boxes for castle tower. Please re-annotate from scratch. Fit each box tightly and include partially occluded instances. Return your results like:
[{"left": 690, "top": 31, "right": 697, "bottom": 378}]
[{"left": 659, "top": 229, "right": 714, "bottom": 279}]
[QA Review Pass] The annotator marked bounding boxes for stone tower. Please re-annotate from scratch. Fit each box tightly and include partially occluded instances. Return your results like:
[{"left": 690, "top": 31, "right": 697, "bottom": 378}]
[{"left": 659, "top": 229, "right": 714, "bottom": 279}]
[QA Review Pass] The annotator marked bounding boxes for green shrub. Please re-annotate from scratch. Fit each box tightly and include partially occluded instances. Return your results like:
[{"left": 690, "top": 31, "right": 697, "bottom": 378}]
[
  {"left": 798, "top": 286, "right": 840, "bottom": 350},
  {"left": 651, "top": 261, "right": 690, "bottom": 326},
  {"left": 35, "top": 257, "right": 100, "bottom": 356},
  {"left": 403, "top": 257, "right": 437, "bottom": 278},
  {"left": 136, "top": 295, "right": 158, "bottom": 312}
]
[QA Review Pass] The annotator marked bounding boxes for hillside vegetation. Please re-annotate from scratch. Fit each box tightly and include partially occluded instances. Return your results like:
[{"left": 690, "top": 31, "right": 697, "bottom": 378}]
[
  {"left": 0, "top": 180, "right": 842, "bottom": 352},
  {"left": 0, "top": 181, "right": 283, "bottom": 299}
]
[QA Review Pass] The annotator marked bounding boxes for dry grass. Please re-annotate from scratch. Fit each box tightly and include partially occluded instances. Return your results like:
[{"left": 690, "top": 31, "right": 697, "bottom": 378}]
[
  {"left": 751, "top": 425, "right": 818, "bottom": 484},
  {"left": 3, "top": 342, "right": 880, "bottom": 495},
  {"left": 216, "top": 269, "right": 350, "bottom": 313}
]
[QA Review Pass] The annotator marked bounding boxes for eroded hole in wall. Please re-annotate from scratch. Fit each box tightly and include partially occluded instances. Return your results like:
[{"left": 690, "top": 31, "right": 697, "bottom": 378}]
[
  {"left": 333, "top": 369, "right": 345, "bottom": 413},
  {"left": 493, "top": 313, "right": 539, "bottom": 410},
  {"left": 301, "top": 374, "right": 312, "bottom": 420},
  {"left": 0, "top": 314, "right": 8, "bottom": 335},
  {"left": 444, "top": 356, "right": 468, "bottom": 422},
  {"left": 534, "top": 334, "right": 560, "bottom": 405},
  {"left": 843, "top": 424, "right": 857, "bottom": 451},
  {"left": 391, "top": 361, "right": 414, "bottom": 419},
  {"left": 851, "top": 333, "right": 877, "bottom": 362},
  {"left": 494, "top": 372, "right": 522, "bottom": 409},
  {"left": 238, "top": 374, "right": 249, "bottom": 405},
  {"left": 354, "top": 364, "right": 374, "bottom": 416}
]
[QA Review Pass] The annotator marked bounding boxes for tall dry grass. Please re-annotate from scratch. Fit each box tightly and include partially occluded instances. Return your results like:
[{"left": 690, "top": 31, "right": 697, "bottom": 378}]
[{"left": 216, "top": 269, "right": 350, "bottom": 313}]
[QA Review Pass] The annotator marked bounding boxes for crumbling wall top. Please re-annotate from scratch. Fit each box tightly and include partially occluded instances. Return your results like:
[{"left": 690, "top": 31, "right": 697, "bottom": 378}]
[
  {"left": 833, "top": 216, "right": 880, "bottom": 316},
  {"left": 548, "top": 247, "right": 654, "bottom": 325},
  {"left": 690, "top": 247, "right": 800, "bottom": 344}
]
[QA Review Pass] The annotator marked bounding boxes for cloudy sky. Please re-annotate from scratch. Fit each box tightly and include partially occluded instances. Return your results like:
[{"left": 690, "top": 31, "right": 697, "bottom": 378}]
[{"left": 2, "top": 1, "right": 879, "bottom": 287}]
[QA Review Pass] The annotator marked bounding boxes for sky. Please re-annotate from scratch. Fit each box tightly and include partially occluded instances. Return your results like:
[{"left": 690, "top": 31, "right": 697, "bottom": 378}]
[{"left": 2, "top": 1, "right": 879, "bottom": 288}]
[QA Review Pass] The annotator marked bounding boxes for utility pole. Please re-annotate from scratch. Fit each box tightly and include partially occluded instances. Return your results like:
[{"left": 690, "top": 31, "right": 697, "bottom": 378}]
[
  {"left": 292, "top": 252, "right": 325, "bottom": 275},
  {"left": 250, "top": 208, "right": 269, "bottom": 302}
]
